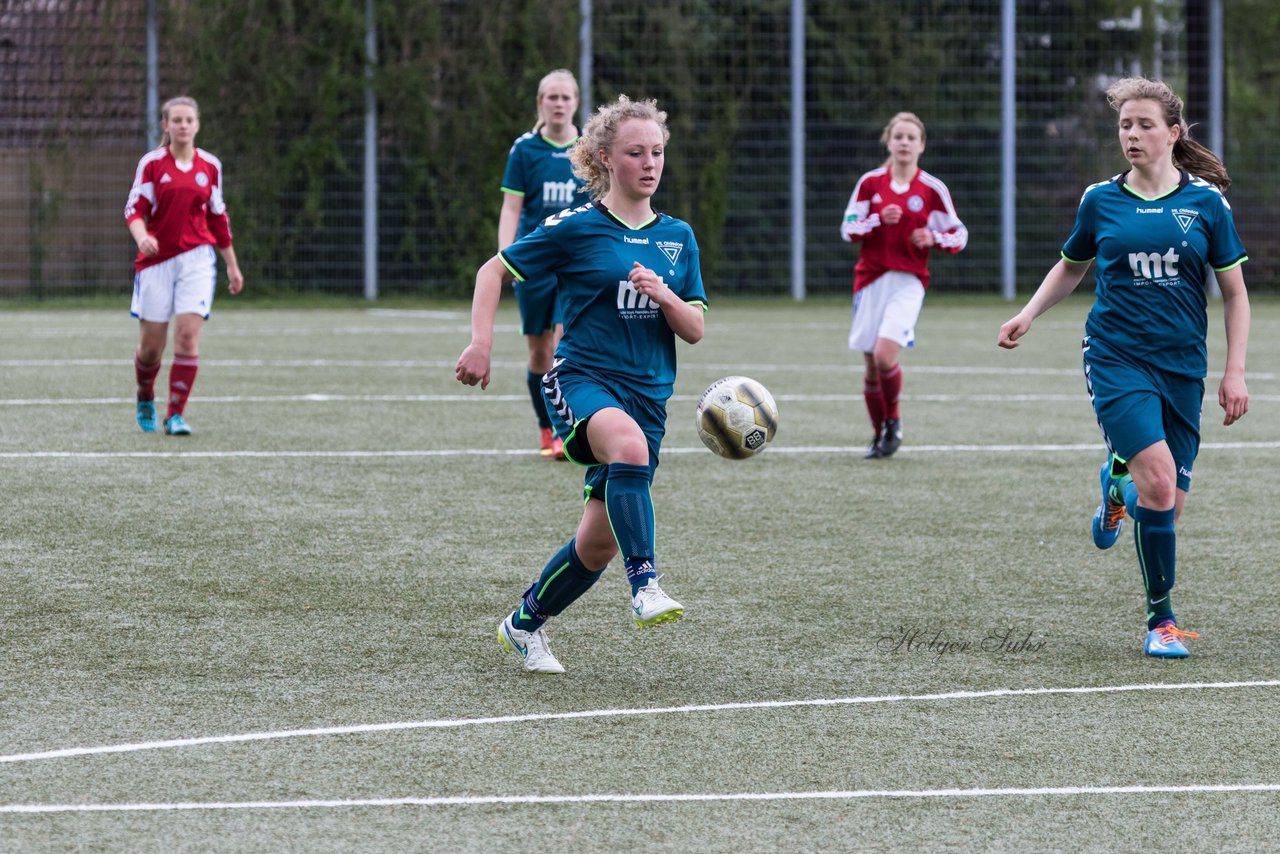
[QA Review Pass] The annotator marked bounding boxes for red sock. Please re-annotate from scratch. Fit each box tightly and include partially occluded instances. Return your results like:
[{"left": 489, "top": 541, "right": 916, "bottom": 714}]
[
  {"left": 863, "top": 381, "right": 886, "bottom": 432},
  {"left": 135, "top": 353, "right": 161, "bottom": 401},
  {"left": 167, "top": 355, "right": 199, "bottom": 418},
  {"left": 880, "top": 364, "right": 903, "bottom": 420}
]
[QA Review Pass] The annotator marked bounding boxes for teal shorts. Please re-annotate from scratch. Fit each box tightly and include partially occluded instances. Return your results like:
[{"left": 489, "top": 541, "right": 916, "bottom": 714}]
[
  {"left": 1082, "top": 336, "right": 1203, "bottom": 492},
  {"left": 515, "top": 274, "right": 560, "bottom": 336},
  {"left": 542, "top": 360, "right": 665, "bottom": 501}
]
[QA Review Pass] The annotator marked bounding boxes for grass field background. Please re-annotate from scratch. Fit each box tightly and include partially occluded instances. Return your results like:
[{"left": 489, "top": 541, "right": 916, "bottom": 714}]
[{"left": 1, "top": 295, "right": 1277, "bottom": 852}]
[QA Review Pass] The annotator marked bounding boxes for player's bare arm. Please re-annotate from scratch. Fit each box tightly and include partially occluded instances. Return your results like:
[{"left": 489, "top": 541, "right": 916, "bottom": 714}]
[
  {"left": 1216, "top": 264, "right": 1251, "bottom": 426},
  {"left": 998, "top": 258, "right": 1090, "bottom": 349},
  {"left": 456, "top": 254, "right": 513, "bottom": 389}
]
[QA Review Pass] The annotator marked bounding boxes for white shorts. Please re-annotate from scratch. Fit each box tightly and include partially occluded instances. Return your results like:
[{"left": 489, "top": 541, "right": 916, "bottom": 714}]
[
  {"left": 848, "top": 271, "right": 925, "bottom": 352},
  {"left": 130, "top": 245, "right": 217, "bottom": 322}
]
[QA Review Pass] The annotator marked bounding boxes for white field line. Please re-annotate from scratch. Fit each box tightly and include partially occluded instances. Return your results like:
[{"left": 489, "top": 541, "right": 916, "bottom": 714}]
[
  {"left": 3, "top": 392, "right": 1280, "bottom": 407},
  {"left": 3, "top": 442, "right": 1280, "bottom": 461},
  {"left": 0, "top": 392, "right": 1091, "bottom": 406},
  {"left": 3, "top": 326, "right": 506, "bottom": 339},
  {"left": 3, "top": 358, "right": 1277, "bottom": 381},
  {"left": 4, "top": 783, "right": 1280, "bottom": 813},
  {"left": 2, "top": 679, "right": 1277, "bottom": 765}
]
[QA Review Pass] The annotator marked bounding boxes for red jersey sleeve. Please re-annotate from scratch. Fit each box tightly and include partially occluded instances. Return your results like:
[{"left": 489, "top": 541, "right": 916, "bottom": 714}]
[
  {"left": 840, "top": 168, "right": 885, "bottom": 243},
  {"left": 201, "top": 151, "right": 233, "bottom": 248},
  {"left": 920, "top": 172, "right": 967, "bottom": 254},
  {"left": 124, "top": 149, "right": 164, "bottom": 225}
]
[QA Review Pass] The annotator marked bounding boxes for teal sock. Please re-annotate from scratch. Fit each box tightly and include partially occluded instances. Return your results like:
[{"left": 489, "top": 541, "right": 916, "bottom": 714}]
[
  {"left": 604, "top": 462, "right": 656, "bottom": 595},
  {"left": 1112, "top": 474, "right": 1138, "bottom": 517},
  {"left": 528, "top": 370, "right": 552, "bottom": 429},
  {"left": 513, "top": 538, "right": 603, "bottom": 631},
  {"left": 1133, "top": 505, "right": 1177, "bottom": 629}
]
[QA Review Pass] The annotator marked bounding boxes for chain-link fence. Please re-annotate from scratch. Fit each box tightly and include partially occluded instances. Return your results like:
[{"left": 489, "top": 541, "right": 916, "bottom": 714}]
[{"left": 2, "top": 1, "right": 1276, "bottom": 299}]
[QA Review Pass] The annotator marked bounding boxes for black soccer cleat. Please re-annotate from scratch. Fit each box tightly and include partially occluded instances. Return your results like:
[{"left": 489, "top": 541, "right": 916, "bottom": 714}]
[
  {"left": 876, "top": 418, "right": 902, "bottom": 458},
  {"left": 863, "top": 431, "right": 883, "bottom": 459}
]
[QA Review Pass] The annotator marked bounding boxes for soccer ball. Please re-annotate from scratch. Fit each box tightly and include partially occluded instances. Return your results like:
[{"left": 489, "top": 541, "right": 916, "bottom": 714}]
[{"left": 695, "top": 376, "right": 779, "bottom": 459}]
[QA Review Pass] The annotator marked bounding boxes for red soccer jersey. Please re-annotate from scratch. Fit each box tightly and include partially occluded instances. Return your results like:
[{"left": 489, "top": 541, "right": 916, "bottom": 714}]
[
  {"left": 839, "top": 166, "right": 967, "bottom": 292},
  {"left": 124, "top": 146, "right": 233, "bottom": 271}
]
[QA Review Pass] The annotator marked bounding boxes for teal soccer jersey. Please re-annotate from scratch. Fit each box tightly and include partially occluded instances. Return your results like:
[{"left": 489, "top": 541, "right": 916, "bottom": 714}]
[
  {"left": 499, "top": 201, "right": 708, "bottom": 399},
  {"left": 1063, "top": 170, "right": 1247, "bottom": 377},
  {"left": 500, "top": 132, "right": 587, "bottom": 238}
]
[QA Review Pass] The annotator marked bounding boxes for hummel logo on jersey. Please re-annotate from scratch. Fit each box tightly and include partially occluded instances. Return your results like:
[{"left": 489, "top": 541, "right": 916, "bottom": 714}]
[
  {"left": 160, "top": 173, "right": 173, "bottom": 183},
  {"left": 623, "top": 236, "right": 650, "bottom": 245},
  {"left": 1128, "top": 248, "right": 1180, "bottom": 281},
  {"left": 1136, "top": 207, "right": 1163, "bottom": 214}
]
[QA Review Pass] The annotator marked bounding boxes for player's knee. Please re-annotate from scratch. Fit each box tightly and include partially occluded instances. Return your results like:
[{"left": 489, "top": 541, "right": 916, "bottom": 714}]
[
  {"left": 613, "top": 436, "right": 649, "bottom": 466},
  {"left": 1137, "top": 471, "right": 1177, "bottom": 509},
  {"left": 136, "top": 344, "right": 164, "bottom": 364},
  {"left": 577, "top": 540, "right": 616, "bottom": 569}
]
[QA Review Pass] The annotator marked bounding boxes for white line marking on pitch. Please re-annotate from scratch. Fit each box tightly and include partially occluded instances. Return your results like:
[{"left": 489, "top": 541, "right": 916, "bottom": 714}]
[
  {"left": 4, "top": 391, "right": 1278, "bottom": 407},
  {"left": 2, "top": 679, "right": 1276, "bottom": 765},
  {"left": 4, "top": 783, "right": 1280, "bottom": 813},
  {"left": 0, "top": 392, "right": 1094, "bottom": 407},
  {"left": 3, "top": 442, "right": 1279, "bottom": 461}
]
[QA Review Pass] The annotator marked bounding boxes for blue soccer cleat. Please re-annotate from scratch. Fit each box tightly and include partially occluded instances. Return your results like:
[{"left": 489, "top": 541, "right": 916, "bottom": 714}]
[
  {"left": 163, "top": 413, "right": 192, "bottom": 436},
  {"left": 136, "top": 398, "right": 158, "bottom": 433},
  {"left": 1091, "top": 459, "right": 1126, "bottom": 549},
  {"left": 1144, "top": 620, "right": 1199, "bottom": 658}
]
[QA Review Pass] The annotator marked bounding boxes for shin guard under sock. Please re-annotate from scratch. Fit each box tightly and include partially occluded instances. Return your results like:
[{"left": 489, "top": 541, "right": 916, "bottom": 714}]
[
  {"left": 167, "top": 355, "right": 199, "bottom": 418},
  {"left": 879, "top": 364, "right": 903, "bottom": 421},
  {"left": 605, "top": 462, "right": 656, "bottom": 594},
  {"left": 513, "top": 538, "right": 604, "bottom": 631},
  {"left": 1133, "top": 505, "right": 1177, "bottom": 629},
  {"left": 135, "top": 353, "right": 162, "bottom": 400}
]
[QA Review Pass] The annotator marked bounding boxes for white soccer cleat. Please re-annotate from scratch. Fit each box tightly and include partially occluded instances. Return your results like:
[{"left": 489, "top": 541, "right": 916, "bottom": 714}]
[
  {"left": 498, "top": 614, "right": 565, "bottom": 674},
  {"left": 632, "top": 577, "right": 685, "bottom": 628}
]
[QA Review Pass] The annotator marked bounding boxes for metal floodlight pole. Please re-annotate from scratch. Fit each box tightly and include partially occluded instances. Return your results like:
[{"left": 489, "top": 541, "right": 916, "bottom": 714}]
[
  {"left": 1000, "top": 0, "right": 1016, "bottom": 300},
  {"left": 363, "top": 0, "right": 378, "bottom": 301},
  {"left": 1206, "top": 0, "right": 1224, "bottom": 298},
  {"left": 146, "top": 0, "right": 158, "bottom": 149},
  {"left": 580, "top": 0, "right": 593, "bottom": 122},
  {"left": 790, "top": 0, "right": 805, "bottom": 300}
]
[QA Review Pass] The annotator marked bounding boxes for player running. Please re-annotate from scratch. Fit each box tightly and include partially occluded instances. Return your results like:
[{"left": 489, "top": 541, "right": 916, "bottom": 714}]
[
  {"left": 499, "top": 69, "right": 588, "bottom": 460},
  {"left": 999, "top": 77, "right": 1251, "bottom": 659},
  {"left": 457, "top": 95, "right": 707, "bottom": 674},
  {"left": 125, "top": 95, "right": 244, "bottom": 435},
  {"left": 840, "top": 111, "right": 967, "bottom": 459}
]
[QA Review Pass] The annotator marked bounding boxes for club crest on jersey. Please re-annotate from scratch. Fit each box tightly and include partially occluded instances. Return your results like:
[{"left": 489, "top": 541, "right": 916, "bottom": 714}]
[
  {"left": 1172, "top": 208, "right": 1199, "bottom": 234},
  {"left": 657, "top": 240, "right": 683, "bottom": 265},
  {"left": 907, "top": 195, "right": 924, "bottom": 212},
  {"left": 195, "top": 172, "right": 209, "bottom": 187}
]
